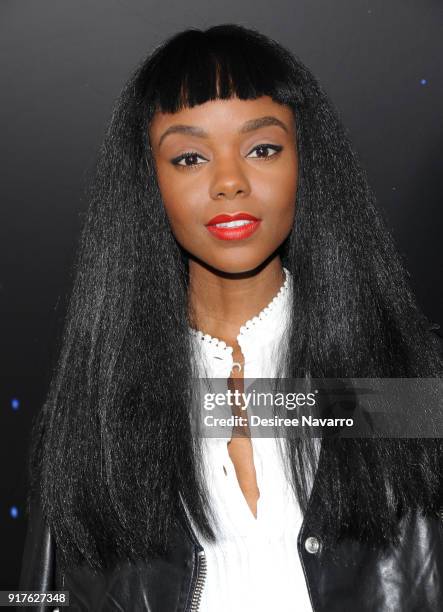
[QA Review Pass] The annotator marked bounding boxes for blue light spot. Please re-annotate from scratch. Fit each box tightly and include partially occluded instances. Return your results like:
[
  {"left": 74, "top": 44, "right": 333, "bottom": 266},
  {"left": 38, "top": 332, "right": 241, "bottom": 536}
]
[
  {"left": 10, "top": 506, "right": 19, "bottom": 519},
  {"left": 420, "top": 79, "right": 427, "bottom": 86},
  {"left": 11, "top": 398, "right": 20, "bottom": 410}
]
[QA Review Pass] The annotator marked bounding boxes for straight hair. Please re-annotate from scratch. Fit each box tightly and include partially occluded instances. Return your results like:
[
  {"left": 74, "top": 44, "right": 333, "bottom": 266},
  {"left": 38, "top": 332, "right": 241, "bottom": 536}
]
[{"left": 27, "top": 24, "right": 443, "bottom": 571}]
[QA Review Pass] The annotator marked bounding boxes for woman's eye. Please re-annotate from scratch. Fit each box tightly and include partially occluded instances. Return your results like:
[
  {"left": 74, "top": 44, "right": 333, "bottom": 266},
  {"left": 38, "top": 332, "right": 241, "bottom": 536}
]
[
  {"left": 171, "top": 152, "right": 208, "bottom": 168},
  {"left": 248, "top": 144, "right": 283, "bottom": 159},
  {"left": 170, "top": 144, "right": 283, "bottom": 169}
]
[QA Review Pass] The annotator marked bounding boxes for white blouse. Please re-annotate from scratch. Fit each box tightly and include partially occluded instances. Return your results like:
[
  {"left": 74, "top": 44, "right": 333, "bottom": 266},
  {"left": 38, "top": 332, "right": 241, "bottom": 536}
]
[{"left": 188, "top": 267, "right": 319, "bottom": 612}]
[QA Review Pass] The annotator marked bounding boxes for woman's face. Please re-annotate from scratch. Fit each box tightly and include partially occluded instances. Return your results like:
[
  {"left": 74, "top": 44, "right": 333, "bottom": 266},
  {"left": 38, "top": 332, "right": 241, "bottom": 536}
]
[{"left": 148, "top": 95, "right": 298, "bottom": 274}]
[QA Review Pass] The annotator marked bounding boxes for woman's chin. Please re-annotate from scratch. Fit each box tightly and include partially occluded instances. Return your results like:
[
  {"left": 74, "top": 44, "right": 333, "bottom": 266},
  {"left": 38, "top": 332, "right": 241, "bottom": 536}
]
[{"left": 201, "top": 255, "right": 274, "bottom": 276}]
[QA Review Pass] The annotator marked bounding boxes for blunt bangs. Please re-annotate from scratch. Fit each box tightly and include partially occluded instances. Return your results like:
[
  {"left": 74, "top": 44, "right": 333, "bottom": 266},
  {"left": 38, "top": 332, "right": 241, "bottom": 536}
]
[{"left": 142, "top": 25, "right": 301, "bottom": 115}]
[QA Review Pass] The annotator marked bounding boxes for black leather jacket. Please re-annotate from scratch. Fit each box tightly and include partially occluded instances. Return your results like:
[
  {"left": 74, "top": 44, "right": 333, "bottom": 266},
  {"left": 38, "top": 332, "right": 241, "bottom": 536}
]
[{"left": 18, "top": 327, "right": 443, "bottom": 612}]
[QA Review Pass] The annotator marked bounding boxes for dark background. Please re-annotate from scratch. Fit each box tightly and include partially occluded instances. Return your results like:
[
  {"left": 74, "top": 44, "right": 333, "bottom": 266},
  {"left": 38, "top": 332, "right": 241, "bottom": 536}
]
[{"left": 1, "top": 0, "right": 442, "bottom": 588}]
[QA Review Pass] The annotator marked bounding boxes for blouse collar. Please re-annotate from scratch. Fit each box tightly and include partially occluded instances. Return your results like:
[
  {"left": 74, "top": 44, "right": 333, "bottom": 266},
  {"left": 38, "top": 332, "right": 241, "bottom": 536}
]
[{"left": 189, "top": 267, "right": 292, "bottom": 378}]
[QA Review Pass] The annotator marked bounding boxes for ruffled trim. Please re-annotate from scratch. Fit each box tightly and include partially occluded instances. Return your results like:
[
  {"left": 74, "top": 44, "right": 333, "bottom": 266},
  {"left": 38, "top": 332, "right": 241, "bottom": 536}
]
[
  {"left": 189, "top": 267, "right": 290, "bottom": 356},
  {"left": 238, "top": 267, "right": 290, "bottom": 339},
  {"left": 190, "top": 329, "right": 234, "bottom": 356}
]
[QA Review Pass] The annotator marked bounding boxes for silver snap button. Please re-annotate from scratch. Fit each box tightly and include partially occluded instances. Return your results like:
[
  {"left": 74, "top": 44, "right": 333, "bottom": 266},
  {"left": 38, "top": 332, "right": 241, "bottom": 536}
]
[{"left": 304, "top": 535, "right": 320, "bottom": 554}]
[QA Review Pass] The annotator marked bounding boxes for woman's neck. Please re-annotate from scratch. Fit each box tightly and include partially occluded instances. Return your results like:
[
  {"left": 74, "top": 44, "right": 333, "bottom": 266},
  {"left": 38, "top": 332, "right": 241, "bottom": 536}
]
[{"left": 187, "top": 256, "right": 285, "bottom": 347}]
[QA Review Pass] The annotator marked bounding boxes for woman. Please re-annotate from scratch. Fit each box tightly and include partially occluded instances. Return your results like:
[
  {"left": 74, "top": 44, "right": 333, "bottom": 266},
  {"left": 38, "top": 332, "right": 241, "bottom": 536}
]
[{"left": 19, "top": 24, "right": 443, "bottom": 611}]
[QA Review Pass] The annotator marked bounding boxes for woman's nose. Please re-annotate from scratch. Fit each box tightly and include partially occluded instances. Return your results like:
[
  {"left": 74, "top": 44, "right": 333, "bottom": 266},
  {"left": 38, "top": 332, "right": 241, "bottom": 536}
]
[{"left": 209, "top": 158, "right": 251, "bottom": 200}]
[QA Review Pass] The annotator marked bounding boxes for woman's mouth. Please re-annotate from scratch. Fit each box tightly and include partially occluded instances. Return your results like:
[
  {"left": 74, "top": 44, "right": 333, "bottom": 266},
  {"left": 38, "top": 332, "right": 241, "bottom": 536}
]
[{"left": 205, "top": 213, "right": 261, "bottom": 241}]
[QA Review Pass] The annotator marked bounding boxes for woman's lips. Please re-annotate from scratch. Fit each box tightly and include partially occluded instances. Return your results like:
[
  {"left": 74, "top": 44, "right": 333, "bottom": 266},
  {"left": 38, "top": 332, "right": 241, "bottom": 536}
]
[{"left": 205, "top": 212, "right": 261, "bottom": 241}]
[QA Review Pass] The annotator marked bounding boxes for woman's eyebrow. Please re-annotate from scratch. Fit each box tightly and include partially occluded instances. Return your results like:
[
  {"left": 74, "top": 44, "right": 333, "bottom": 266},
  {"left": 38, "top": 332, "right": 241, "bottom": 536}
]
[
  {"left": 239, "top": 116, "right": 289, "bottom": 135},
  {"left": 157, "top": 115, "right": 289, "bottom": 148}
]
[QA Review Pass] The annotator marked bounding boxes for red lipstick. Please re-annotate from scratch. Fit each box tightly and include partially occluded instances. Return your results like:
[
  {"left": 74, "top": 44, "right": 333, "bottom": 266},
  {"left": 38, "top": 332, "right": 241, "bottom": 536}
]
[{"left": 205, "top": 212, "right": 261, "bottom": 241}]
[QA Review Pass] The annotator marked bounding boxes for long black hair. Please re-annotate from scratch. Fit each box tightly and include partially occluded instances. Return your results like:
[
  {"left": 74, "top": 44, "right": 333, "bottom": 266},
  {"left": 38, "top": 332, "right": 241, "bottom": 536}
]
[{"left": 27, "top": 24, "right": 443, "bottom": 571}]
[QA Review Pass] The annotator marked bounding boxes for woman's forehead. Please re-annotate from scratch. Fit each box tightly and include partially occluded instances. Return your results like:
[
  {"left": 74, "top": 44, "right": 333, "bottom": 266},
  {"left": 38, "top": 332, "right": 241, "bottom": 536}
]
[{"left": 149, "top": 96, "right": 295, "bottom": 144}]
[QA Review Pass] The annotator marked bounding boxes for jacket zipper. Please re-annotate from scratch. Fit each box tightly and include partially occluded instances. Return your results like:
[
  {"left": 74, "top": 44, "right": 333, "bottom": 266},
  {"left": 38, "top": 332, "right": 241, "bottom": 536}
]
[
  {"left": 189, "top": 549, "right": 207, "bottom": 611},
  {"left": 178, "top": 494, "right": 208, "bottom": 612}
]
